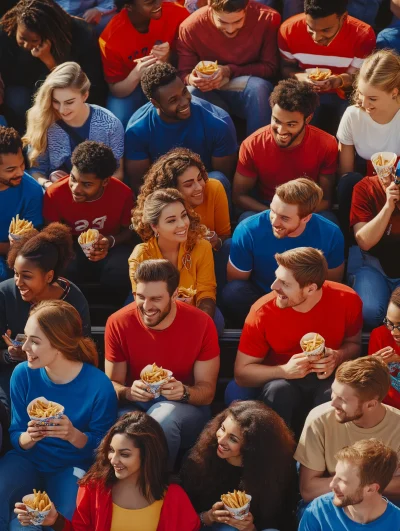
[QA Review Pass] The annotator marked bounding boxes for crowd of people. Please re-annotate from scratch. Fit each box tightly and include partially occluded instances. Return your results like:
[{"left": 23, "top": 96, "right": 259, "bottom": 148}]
[{"left": 1, "top": 0, "right": 400, "bottom": 529}]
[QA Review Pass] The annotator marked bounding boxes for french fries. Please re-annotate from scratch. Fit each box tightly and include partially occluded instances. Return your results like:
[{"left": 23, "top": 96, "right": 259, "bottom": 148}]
[
  {"left": 29, "top": 399, "right": 62, "bottom": 418},
  {"left": 301, "top": 333, "right": 324, "bottom": 352},
  {"left": 141, "top": 363, "right": 169, "bottom": 384},
  {"left": 9, "top": 215, "right": 33, "bottom": 235},
  {"left": 197, "top": 60, "right": 218, "bottom": 75},
  {"left": 178, "top": 286, "right": 197, "bottom": 298},
  {"left": 221, "top": 490, "right": 248, "bottom": 509},
  {"left": 309, "top": 67, "right": 331, "bottom": 81},
  {"left": 78, "top": 229, "right": 98, "bottom": 245},
  {"left": 24, "top": 490, "right": 51, "bottom": 512},
  {"left": 373, "top": 154, "right": 392, "bottom": 166}
]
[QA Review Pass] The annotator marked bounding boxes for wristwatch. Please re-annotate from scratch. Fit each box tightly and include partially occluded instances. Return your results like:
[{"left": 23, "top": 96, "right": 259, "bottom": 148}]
[{"left": 180, "top": 385, "right": 191, "bottom": 403}]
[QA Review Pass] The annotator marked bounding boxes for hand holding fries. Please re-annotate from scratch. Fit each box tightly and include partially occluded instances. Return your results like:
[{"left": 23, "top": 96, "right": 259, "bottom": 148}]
[
  {"left": 282, "top": 353, "right": 312, "bottom": 380},
  {"left": 88, "top": 234, "right": 110, "bottom": 262},
  {"left": 24, "top": 490, "right": 51, "bottom": 512},
  {"left": 160, "top": 377, "right": 185, "bottom": 401},
  {"left": 221, "top": 490, "right": 248, "bottom": 509},
  {"left": 189, "top": 65, "right": 230, "bottom": 92},
  {"left": 15, "top": 491, "right": 58, "bottom": 526},
  {"left": 9, "top": 215, "right": 34, "bottom": 236},
  {"left": 308, "top": 67, "right": 331, "bottom": 81},
  {"left": 309, "top": 348, "right": 339, "bottom": 380},
  {"left": 301, "top": 333, "right": 324, "bottom": 353},
  {"left": 127, "top": 380, "right": 157, "bottom": 402},
  {"left": 29, "top": 399, "right": 63, "bottom": 419},
  {"left": 205, "top": 500, "right": 254, "bottom": 529},
  {"left": 141, "top": 363, "right": 169, "bottom": 383}
]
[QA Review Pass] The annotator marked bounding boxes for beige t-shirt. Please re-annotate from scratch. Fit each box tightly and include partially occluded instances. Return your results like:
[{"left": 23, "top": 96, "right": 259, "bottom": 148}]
[{"left": 294, "top": 402, "right": 400, "bottom": 475}]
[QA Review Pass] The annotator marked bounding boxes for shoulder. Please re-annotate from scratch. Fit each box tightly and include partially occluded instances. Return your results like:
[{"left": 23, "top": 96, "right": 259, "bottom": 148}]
[
  {"left": 310, "top": 214, "right": 342, "bottom": 235},
  {"left": 107, "top": 302, "right": 139, "bottom": 329},
  {"left": 193, "top": 238, "right": 212, "bottom": 253},
  {"left": 307, "top": 126, "right": 336, "bottom": 147},
  {"left": 191, "top": 96, "right": 230, "bottom": 123},
  {"left": 323, "top": 281, "right": 359, "bottom": 301},
  {"left": 354, "top": 175, "right": 379, "bottom": 193},
  {"left": 107, "top": 177, "right": 132, "bottom": 196},
  {"left": 206, "top": 178, "right": 224, "bottom": 195},
  {"left": 21, "top": 172, "right": 43, "bottom": 195},
  {"left": 280, "top": 13, "right": 305, "bottom": 34},
  {"left": 242, "top": 126, "right": 271, "bottom": 148},
  {"left": 384, "top": 404, "right": 400, "bottom": 418},
  {"left": 346, "top": 15, "right": 375, "bottom": 38},
  {"left": 45, "top": 175, "right": 70, "bottom": 198},
  {"left": 130, "top": 241, "right": 153, "bottom": 261},
  {"left": 99, "top": 10, "right": 128, "bottom": 42},
  {"left": 70, "top": 16, "right": 94, "bottom": 39},
  {"left": 11, "top": 361, "right": 29, "bottom": 382},
  {"left": 176, "top": 300, "right": 214, "bottom": 327},
  {"left": 370, "top": 325, "right": 388, "bottom": 342},
  {"left": 126, "top": 103, "right": 154, "bottom": 131},
  {"left": 83, "top": 363, "right": 115, "bottom": 387},
  {"left": 341, "top": 105, "right": 363, "bottom": 124},
  {"left": 162, "top": 1, "right": 189, "bottom": 19},
  {"left": 247, "top": 1, "right": 280, "bottom": 24},
  {"left": 0, "top": 278, "right": 17, "bottom": 296},
  {"left": 90, "top": 105, "right": 123, "bottom": 126},
  {"left": 180, "top": 5, "right": 208, "bottom": 29},
  {"left": 250, "top": 291, "right": 277, "bottom": 315},
  {"left": 305, "top": 402, "right": 335, "bottom": 427},
  {"left": 308, "top": 492, "right": 335, "bottom": 514},
  {"left": 164, "top": 483, "right": 191, "bottom": 502}
]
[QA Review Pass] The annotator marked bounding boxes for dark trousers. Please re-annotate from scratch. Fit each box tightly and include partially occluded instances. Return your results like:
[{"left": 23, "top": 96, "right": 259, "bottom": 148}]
[{"left": 221, "top": 279, "right": 264, "bottom": 327}]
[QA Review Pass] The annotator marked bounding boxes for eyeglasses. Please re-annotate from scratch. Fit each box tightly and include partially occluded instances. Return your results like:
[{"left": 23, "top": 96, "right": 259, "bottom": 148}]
[{"left": 384, "top": 317, "right": 400, "bottom": 332}]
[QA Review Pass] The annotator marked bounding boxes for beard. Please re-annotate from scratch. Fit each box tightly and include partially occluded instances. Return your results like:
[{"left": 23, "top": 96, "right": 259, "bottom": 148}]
[
  {"left": 333, "top": 487, "right": 364, "bottom": 508},
  {"left": 275, "top": 291, "right": 307, "bottom": 309},
  {"left": 272, "top": 220, "right": 302, "bottom": 239},
  {"left": 272, "top": 120, "right": 306, "bottom": 149},
  {"left": 138, "top": 300, "right": 172, "bottom": 328},
  {"left": 334, "top": 407, "right": 364, "bottom": 424},
  {"left": 0, "top": 176, "right": 21, "bottom": 188}
]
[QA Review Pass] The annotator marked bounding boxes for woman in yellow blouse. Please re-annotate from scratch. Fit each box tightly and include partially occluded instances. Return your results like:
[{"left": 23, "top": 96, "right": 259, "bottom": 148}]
[{"left": 130, "top": 188, "right": 224, "bottom": 334}]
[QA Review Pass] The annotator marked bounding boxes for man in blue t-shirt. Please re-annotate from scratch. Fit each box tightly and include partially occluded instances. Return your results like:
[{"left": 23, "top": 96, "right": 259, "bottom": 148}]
[
  {"left": 223, "top": 178, "right": 344, "bottom": 326},
  {"left": 124, "top": 63, "right": 238, "bottom": 195},
  {"left": 300, "top": 438, "right": 400, "bottom": 530},
  {"left": 0, "top": 127, "right": 43, "bottom": 281}
]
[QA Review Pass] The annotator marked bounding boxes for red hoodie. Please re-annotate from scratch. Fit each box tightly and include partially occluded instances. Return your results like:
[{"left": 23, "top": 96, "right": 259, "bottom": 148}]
[{"left": 61, "top": 482, "right": 200, "bottom": 531}]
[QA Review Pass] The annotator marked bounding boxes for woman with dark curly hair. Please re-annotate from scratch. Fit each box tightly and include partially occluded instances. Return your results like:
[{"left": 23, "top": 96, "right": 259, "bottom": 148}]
[
  {"left": 130, "top": 188, "right": 224, "bottom": 334},
  {"left": 0, "top": 0, "right": 105, "bottom": 133},
  {"left": 0, "top": 223, "right": 90, "bottom": 408},
  {"left": 15, "top": 411, "right": 200, "bottom": 530},
  {"left": 181, "top": 401, "right": 297, "bottom": 531}
]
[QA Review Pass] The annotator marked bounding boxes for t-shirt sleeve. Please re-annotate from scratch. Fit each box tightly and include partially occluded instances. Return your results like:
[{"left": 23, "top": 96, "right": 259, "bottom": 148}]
[
  {"left": 237, "top": 137, "right": 258, "bottom": 179},
  {"left": 294, "top": 413, "right": 327, "bottom": 471},
  {"left": 42, "top": 189, "right": 61, "bottom": 224},
  {"left": 277, "top": 23, "right": 294, "bottom": 61},
  {"left": 9, "top": 364, "right": 30, "bottom": 450},
  {"left": 213, "top": 181, "right": 231, "bottom": 236},
  {"left": 319, "top": 136, "right": 338, "bottom": 175},
  {"left": 124, "top": 124, "right": 150, "bottom": 161},
  {"left": 368, "top": 328, "right": 384, "bottom": 355},
  {"left": 210, "top": 113, "right": 238, "bottom": 158},
  {"left": 344, "top": 292, "right": 363, "bottom": 338},
  {"left": 350, "top": 27, "right": 376, "bottom": 69},
  {"left": 109, "top": 116, "right": 125, "bottom": 161},
  {"left": 298, "top": 502, "right": 323, "bottom": 531},
  {"left": 238, "top": 306, "right": 270, "bottom": 359},
  {"left": 105, "top": 315, "right": 127, "bottom": 363},
  {"left": 229, "top": 222, "right": 253, "bottom": 273},
  {"left": 336, "top": 107, "right": 355, "bottom": 146},
  {"left": 34, "top": 149, "right": 50, "bottom": 177},
  {"left": 22, "top": 183, "right": 44, "bottom": 228},
  {"left": 197, "top": 316, "right": 220, "bottom": 361},
  {"left": 195, "top": 242, "right": 216, "bottom": 302},
  {"left": 349, "top": 180, "right": 374, "bottom": 226},
  {"left": 324, "top": 225, "right": 344, "bottom": 269},
  {"left": 99, "top": 37, "right": 126, "bottom": 84}
]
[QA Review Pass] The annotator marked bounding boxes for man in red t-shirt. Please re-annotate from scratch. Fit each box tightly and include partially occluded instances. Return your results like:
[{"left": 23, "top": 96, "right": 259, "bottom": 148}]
[
  {"left": 278, "top": 0, "right": 375, "bottom": 134},
  {"left": 368, "top": 287, "right": 400, "bottom": 411},
  {"left": 349, "top": 173, "right": 400, "bottom": 329},
  {"left": 43, "top": 141, "right": 135, "bottom": 302},
  {"left": 177, "top": 0, "right": 280, "bottom": 135},
  {"left": 225, "top": 247, "right": 362, "bottom": 430},
  {"left": 105, "top": 259, "right": 220, "bottom": 467},
  {"left": 233, "top": 79, "right": 337, "bottom": 221}
]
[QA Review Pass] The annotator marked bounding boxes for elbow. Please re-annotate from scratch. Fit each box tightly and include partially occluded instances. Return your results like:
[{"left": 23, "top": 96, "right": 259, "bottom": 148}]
[
  {"left": 355, "top": 236, "right": 371, "bottom": 252},
  {"left": 300, "top": 485, "right": 315, "bottom": 504},
  {"left": 234, "top": 367, "right": 247, "bottom": 387}
]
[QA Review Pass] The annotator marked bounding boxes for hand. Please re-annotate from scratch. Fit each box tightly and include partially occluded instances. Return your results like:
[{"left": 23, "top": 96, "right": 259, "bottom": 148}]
[
  {"left": 160, "top": 377, "right": 185, "bottom": 401},
  {"left": 385, "top": 181, "right": 400, "bottom": 210},
  {"left": 41, "top": 415, "right": 77, "bottom": 442},
  {"left": 88, "top": 235, "right": 110, "bottom": 262},
  {"left": 15, "top": 502, "right": 58, "bottom": 527},
  {"left": 312, "top": 75, "right": 342, "bottom": 93},
  {"left": 127, "top": 380, "right": 155, "bottom": 402},
  {"left": 2, "top": 331, "right": 27, "bottom": 361},
  {"left": 26, "top": 420, "right": 47, "bottom": 443},
  {"left": 150, "top": 42, "right": 170, "bottom": 62},
  {"left": 188, "top": 66, "right": 230, "bottom": 92},
  {"left": 309, "top": 348, "right": 338, "bottom": 379},
  {"left": 49, "top": 170, "right": 68, "bottom": 183},
  {"left": 206, "top": 501, "right": 232, "bottom": 524},
  {"left": 224, "top": 513, "right": 255, "bottom": 531},
  {"left": 83, "top": 7, "right": 102, "bottom": 24},
  {"left": 281, "top": 353, "right": 311, "bottom": 379},
  {"left": 30, "top": 39, "right": 54, "bottom": 64},
  {"left": 134, "top": 55, "right": 158, "bottom": 79},
  {"left": 373, "top": 346, "right": 400, "bottom": 364}
]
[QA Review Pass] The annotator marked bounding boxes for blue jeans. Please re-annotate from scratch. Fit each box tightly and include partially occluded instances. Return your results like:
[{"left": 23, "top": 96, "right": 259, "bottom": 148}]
[
  {"left": 222, "top": 279, "right": 264, "bottom": 328},
  {"left": 347, "top": 0, "right": 384, "bottom": 26},
  {"left": 107, "top": 84, "right": 148, "bottom": 129},
  {"left": 377, "top": 18, "right": 400, "bottom": 52},
  {"left": 208, "top": 171, "right": 233, "bottom": 219},
  {"left": 4, "top": 86, "right": 34, "bottom": 134},
  {"left": 0, "top": 116, "right": 7, "bottom": 126},
  {"left": 347, "top": 246, "right": 400, "bottom": 330},
  {"left": 0, "top": 451, "right": 85, "bottom": 530},
  {"left": 119, "top": 401, "right": 210, "bottom": 468},
  {"left": 254, "top": 0, "right": 302, "bottom": 20},
  {"left": 208, "top": 525, "right": 278, "bottom": 531},
  {"left": 189, "top": 77, "right": 273, "bottom": 136},
  {"left": 311, "top": 92, "right": 349, "bottom": 136}
]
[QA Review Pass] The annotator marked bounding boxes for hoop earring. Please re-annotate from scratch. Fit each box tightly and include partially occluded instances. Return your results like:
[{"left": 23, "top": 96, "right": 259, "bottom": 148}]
[{"left": 154, "top": 231, "right": 159, "bottom": 238}]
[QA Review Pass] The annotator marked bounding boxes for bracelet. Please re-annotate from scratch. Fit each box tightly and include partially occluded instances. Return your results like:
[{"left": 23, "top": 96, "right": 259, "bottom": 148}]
[
  {"left": 199, "top": 512, "right": 210, "bottom": 526},
  {"left": 108, "top": 235, "right": 116, "bottom": 249},
  {"left": 214, "top": 238, "right": 222, "bottom": 252},
  {"left": 42, "top": 180, "right": 51, "bottom": 191},
  {"left": 337, "top": 75, "right": 345, "bottom": 89}
]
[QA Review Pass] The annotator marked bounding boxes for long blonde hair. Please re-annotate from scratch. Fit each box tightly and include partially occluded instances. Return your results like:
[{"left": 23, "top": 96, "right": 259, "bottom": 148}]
[
  {"left": 23, "top": 62, "right": 91, "bottom": 166},
  {"left": 353, "top": 49, "right": 400, "bottom": 106}
]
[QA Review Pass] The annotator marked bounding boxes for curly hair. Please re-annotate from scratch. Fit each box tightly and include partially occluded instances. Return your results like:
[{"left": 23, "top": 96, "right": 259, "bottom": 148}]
[
  {"left": 140, "top": 148, "right": 208, "bottom": 197},
  {"left": 1, "top": 0, "right": 73, "bottom": 64},
  {"left": 209, "top": 0, "right": 248, "bottom": 12},
  {"left": 7, "top": 222, "right": 74, "bottom": 280},
  {"left": 269, "top": 79, "right": 319, "bottom": 117},
  {"left": 304, "top": 0, "right": 348, "bottom": 18},
  {"left": 71, "top": 141, "right": 117, "bottom": 180},
  {"left": 141, "top": 63, "right": 178, "bottom": 101},
  {"left": 181, "top": 401, "right": 296, "bottom": 529},
  {"left": 132, "top": 188, "right": 207, "bottom": 251},
  {"left": 0, "top": 127, "right": 22, "bottom": 161}
]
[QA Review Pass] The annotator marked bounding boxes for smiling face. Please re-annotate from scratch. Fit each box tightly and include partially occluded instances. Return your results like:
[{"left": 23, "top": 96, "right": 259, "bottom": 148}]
[
  {"left": 69, "top": 167, "right": 108, "bottom": 202},
  {"left": 108, "top": 434, "right": 142, "bottom": 481},
  {"left": 15, "top": 23, "right": 43, "bottom": 51},
  {"left": 330, "top": 380, "right": 367, "bottom": 424},
  {"left": 14, "top": 256, "right": 53, "bottom": 304},
  {"left": 270, "top": 265, "right": 310, "bottom": 309},
  {"left": 176, "top": 166, "right": 206, "bottom": 207},
  {"left": 152, "top": 201, "right": 190, "bottom": 244},
  {"left": 23, "top": 314, "right": 59, "bottom": 368},
  {"left": 357, "top": 79, "right": 398, "bottom": 118},
  {"left": 153, "top": 78, "right": 192, "bottom": 122},
  {"left": 52, "top": 87, "right": 88, "bottom": 124},
  {"left": 129, "top": 0, "right": 163, "bottom": 21},
  {"left": 269, "top": 195, "right": 309, "bottom": 239},
  {"left": 0, "top": 150, "right": 25, "bottom": 190},
  {"left": 386, "top": 302, "right": 400, "bottom": 346},
  {"left": 135, "top": 280, "right": 174, "bottom": 328},
  {"left": 305, "top": 13, "right": 345, "bottom": 46},
  {"left": 330, "top": 460, "right": 365, "bottom": 507},
  {"left": 216, "top": 415, "right": 243, "bottom": 465},
  {"left": 211, "top": 9, "right": 246, "bottom": 38},
  {"left": 271, "top": 105, "right": 309, "bottom": 149}
]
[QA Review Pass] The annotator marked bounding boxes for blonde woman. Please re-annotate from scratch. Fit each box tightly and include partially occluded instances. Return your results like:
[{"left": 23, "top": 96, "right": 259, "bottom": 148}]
[
  {"left": 129, "top": 188, "right": 224, "bottom": 334},
  {"left": 23, "top": 61, "right": 124, "bottom": 189},
  {"left": 0, "top": 299, "right": 117, "bottom": 528}
]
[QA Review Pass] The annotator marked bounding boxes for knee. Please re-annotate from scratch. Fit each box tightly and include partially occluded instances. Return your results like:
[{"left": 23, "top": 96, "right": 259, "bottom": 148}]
[
  {"left": 208, "top": 171, "right": 231, "bottom": 192},
  {"left": 222, "top": 280, "right": 251, "bottom": 306},
  {"left": 260, "top": 379, "right": 294, "bottom": 401},
  {"left": 362, "top": 299, "right": 386, "bottom": 330},
  {"left": 337, "top": 172, "right": 363, "bottom": 196},
  {"left": 248, "top": 77, "right": 273, "bottom": 94},
  {"left": 224, "top": 379, "right": 257, "bottom": 405}
]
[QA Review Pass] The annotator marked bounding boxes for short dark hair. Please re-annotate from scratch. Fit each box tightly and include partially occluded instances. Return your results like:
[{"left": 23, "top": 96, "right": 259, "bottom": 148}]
[
  {"left": 71, "top": 141, "right": 117, "bottom": 180},
  {"left": 133, "top": 259, "right": 180, "bottom": 297},
  {"left": 0, "top": 126, "right": 22, "bottom": 163},
  {"left": 210, "top": 0, "right": 248, "bottom": 12},
  {"left": 269, "top": 79, "right": 319, "bottom": 117},
  {"left": 141, "top": 63, "right": 178, "bottom": 101},
  {"left": 389, "top": 286, "right": 400, "bottom": 309},
  {"left": 304, "top": 0, "right": 348, "bottom": 19}
]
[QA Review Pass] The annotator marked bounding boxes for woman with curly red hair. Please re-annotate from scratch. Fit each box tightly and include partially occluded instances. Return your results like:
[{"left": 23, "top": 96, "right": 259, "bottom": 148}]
[{"left": 181, "top": 401, "right": 297, "bottom": 531}]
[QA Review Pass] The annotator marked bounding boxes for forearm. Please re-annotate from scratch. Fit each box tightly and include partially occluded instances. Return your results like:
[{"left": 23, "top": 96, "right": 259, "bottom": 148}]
[
  {"left": 301, "top": 477, "right": 332, "bottom": 503},
  {"left": 109, "top": 70, "right": 140, "bottom": 98},
  {"left": 233, "top": 193, "right": 268, "bottom": 213},
  {"left": 198, "top": 297, "right": 216, "bottom": 319},
  {"left": 281, "top": 63, "right": 303, "bottom": 79},
  {"left": 108, "top": 228, "right": 132, "bottom": 247},
  {"left": 112, "top": 380, "right": 130, "bottom": 403},
  {"left": 355, "top": 206, "right": 394, "bottom": 249},
  {"left": 391, "top": 0, "right": 400, "bottom": 18},
  {"left": 31, "top": 171, "right": 49, "bottom": 187},
  {"left": 316, "top": 198, "right": 331, "bottom": 212},
  {"left": 336, "top": 340, "right": 361, "bottom": 365},
  {"left": 235, "top": 363, "right": 286, "bottom": 387},
  {"left": 227, "top": 61, "right": 275, "bottom": 79},
  {"left": 187, "top": 381, "right": 216, "bottom": 406},
  {"left": 383, "top": 476, "right": 400, "bottom": 500},
  {"left": 69, "top": 428, "right": 88, "bottom": 449}
]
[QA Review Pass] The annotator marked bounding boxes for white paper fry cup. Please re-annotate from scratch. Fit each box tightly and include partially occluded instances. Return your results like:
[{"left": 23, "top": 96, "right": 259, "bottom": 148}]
[
  {"left": 78, "top": 229, "right": 99, "bottom": 258},
  {"left": 140, "top": 365, "right": 173, "bottom": 399},
  {"left": 27, "top": 396, "right": 64, "bottom": 426},
  {"left": 9, "top": 232, "right": 23, "bottom": 241},
  {"left": 305, "top": 68, "right": 331, "bottom": 85},
  {"left": 371, "top": 152, "right": 397, "bottom": 184},
  {"left": 22, "top": 494, "right": 51, "bottom": 525},
  {"left": 300, "top": 333, "right": 325, "bottom": 360},
  {"left": 195, "top": 61, "right": 219, "bottom": 79},
  {"left": 223, "top": 494, "right": 252, "bottom": 520}
]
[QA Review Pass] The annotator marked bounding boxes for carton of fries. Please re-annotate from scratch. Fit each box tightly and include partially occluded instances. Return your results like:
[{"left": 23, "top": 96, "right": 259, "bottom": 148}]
[
  {"left": 23, "top": 490, "right": 52, "bottom": 525},
  {"left": 177, "top": 285, "right": 197, "bottom": 304},
  {"left": 221, "top": 490, "right": 252, "bottom": 520},
  {"left": 300, "top": 332, "right": 325, "bottom": 360},
  {"left": 195, "top": 60, "right": 219, "bottom": 79},
  {"left": 140, "top": 363, "right": 173, "bottom": 398},
  {"left": 371, "top": 152, "right": 397, "bottom": 184},
  {"left": 27, "top": 396, "right": 64, "bottom": 426},
  {"left": 9, "top": 215, "right": 34, "bottom": 241},
  {"left": 77, "top": 228, "right": 99, "bottom": 257},
  {"left": 305, "top": 68, "right": 332, "bottom": 85}
]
